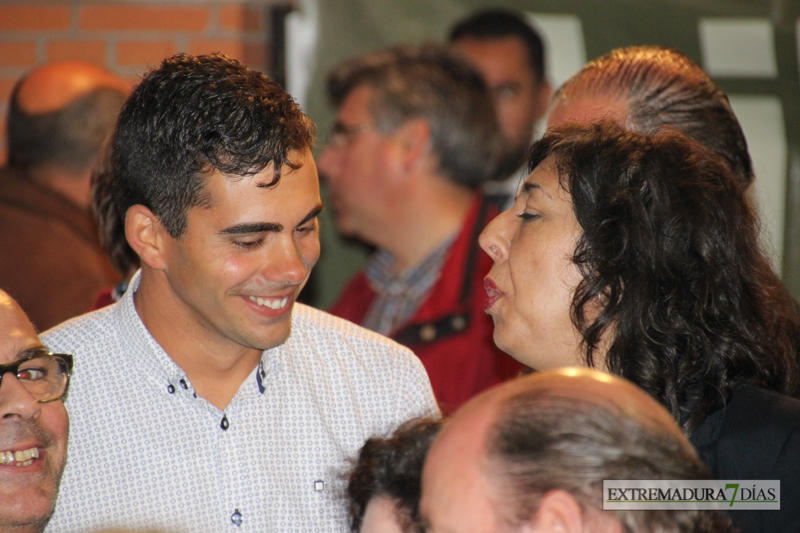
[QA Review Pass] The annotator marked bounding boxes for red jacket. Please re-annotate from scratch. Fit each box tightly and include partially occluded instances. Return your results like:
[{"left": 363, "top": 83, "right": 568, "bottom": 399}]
[{"left": 329, "top": 194, "right": 525, "bottom": 414}]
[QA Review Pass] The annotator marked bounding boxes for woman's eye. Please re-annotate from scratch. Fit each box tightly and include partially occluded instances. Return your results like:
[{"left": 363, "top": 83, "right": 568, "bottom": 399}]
[{"left": 517, "top": 212, "right": 539, "bottom": 221}]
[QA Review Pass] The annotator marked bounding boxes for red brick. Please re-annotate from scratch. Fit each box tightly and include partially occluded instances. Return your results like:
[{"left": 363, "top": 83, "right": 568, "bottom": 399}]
[
  {"left": 116, "top": 40, "right": 177, "bottom": 68},
  {"left": 188, "top": 39, "right": 267, "bottom": 71},
  {"left": 46, "top": 40, "right": 107, "bottom": 63},
  {"left": 0, "top": 6, "right": 71, "bottom": 32},
  {"left": 80, "top": 5, "right": 209, "bottom": 32},
  {"left": 0, "top": 42, "right": 37, "bottom": 68},
  {"left": 219, "top": 5, "right": 263, "bottom": 32}
]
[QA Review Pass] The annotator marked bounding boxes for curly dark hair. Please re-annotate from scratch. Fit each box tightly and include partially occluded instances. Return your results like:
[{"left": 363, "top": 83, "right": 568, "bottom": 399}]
[
  {"left": 528, "top": 122, "right": 799, "bottom": 433},
  {"left": 347, "top": 418, "right": 442, "bottom": 533},
  {"left": 112, "top": 53, "right": 314, "bottom": 238}
]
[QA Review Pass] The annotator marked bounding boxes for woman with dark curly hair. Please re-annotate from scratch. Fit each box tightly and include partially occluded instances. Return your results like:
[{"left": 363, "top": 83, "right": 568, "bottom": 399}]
[{"left": 479, "top": 121, "right": 800, "bottom": 533}]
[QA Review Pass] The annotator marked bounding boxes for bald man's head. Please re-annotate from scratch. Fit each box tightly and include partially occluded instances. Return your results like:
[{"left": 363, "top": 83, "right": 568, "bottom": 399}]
[
  {"left": 7, "top": 61, "right": 129, "bottom": 176},
  {"left": 421, "top": 369, "right": 729, "bottom": 533}
]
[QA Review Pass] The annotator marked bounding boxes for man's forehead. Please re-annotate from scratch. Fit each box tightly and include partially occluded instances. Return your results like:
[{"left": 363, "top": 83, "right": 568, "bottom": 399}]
[
  {"left": 338, "top": 84, "right": 375, "bottom": 119},
  {"left": 428, "top": 391, "right": 499, "bottom": 472},
  {"left": 0, "top": 295, "right": 40, "bottom": 362},
  {"left": 456, "top": 36, "right": 535, "bottom": 76},
  {"left": 201, "top": 149, "right": 317, "bottom": 196}
]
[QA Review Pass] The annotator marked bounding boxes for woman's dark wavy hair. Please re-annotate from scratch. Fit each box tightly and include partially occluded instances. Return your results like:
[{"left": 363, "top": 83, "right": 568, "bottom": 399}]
[
  {"left": 529, "top": 122, "right": 799, "bottom": 433},
  {"left": 347, "top": 418, "right": 442, "bottom": 533}
]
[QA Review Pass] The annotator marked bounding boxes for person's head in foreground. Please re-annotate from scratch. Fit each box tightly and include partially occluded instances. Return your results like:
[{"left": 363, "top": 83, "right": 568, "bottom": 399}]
[
  {"left": 112, "top": 53, "right": 318, "bottom": 361},
  {"left": 479, "top": 122, "right": 799, "bottom": 433},
  {"left": 348, "top": 419, "right": 442, "bottom": 533},
  {"left": 0, "top": 289, "right": 71, "bottom": 532},
  {"left": 548, "top": 46, "right": 753, "bottom": 189},
  {"left": 420, "top": 368, "right": 730, "bottom": 533},
  {"left": 449, "top": 8, "right": 552, "bottom": 178}
]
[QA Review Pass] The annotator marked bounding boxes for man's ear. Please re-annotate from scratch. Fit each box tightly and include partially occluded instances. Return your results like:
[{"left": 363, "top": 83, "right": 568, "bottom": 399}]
[
  {"left": 521, "top": 490, "right": 585, "bottom": 533},
  {"left": 125, "top": 205, "right": 170, "bottom": 270},
  {"left": 394, "top": 118, "right": 433, "bottom": 172}
]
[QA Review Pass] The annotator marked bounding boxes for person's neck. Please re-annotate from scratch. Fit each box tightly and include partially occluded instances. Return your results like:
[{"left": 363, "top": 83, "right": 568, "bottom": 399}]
[
  {"left": 380, "top": 179, "right": 475, "bottom": 276},
  {"left": 133, "top": 269, "right": 262, "bottom": 410},
  {"left": 28, "top": 166, "right": 92, "bottom": 210}
]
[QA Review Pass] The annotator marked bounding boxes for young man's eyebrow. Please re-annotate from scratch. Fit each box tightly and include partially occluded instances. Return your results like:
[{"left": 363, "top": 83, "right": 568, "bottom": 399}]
[
  {"left": 219, "top": 222, "right": 282, "bottom": 235},
  {"left": 298, "top": 202, "right": 325, "bottom": 227},
  {"left": 217, "top": 203, "right": 324, "bottom": 236}
]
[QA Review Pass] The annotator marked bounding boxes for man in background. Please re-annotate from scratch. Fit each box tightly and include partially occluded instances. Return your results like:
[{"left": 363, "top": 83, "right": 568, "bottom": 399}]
[
  {"left": 319, "top": 45, "right": 524, "bottom": 415},
  {"left": 450, "top": 8, "right": 552, "bottom": 205},
  {"left": 0, "top": 289, "right": 70, "bottom": 533},
  {"left": 0, "top": 61, "right": 128, "bottom": 330},
  {"left": 421, "top": 368, "right": 731, "bottom": 533}
]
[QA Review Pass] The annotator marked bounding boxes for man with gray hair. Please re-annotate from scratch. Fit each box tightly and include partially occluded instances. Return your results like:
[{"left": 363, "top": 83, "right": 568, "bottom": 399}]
[
  {"left": 547, "top": 46, "right": 753, "bottom": 189},
  {"left": 0, "top": 61, "right": 128, "bottom": 330},
  {"left": 421, "top": 368, "right": 731, "bottom": 533},
  {"left": 319, "top": 45, "right": 524, "bottom": 415}
]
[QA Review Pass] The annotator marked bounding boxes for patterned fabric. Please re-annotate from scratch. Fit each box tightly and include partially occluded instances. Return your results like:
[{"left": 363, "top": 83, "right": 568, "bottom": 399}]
[
  {"left": 362, "top": 234, "right": 455, "bottom": 335},
  {"left": 42, "top": 272, "right": 438, "bottom": 533}
]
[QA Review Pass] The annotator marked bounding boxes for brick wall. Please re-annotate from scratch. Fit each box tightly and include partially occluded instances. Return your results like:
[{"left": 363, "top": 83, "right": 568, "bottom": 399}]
[{"left": 0, "top": 0, "right": 291, "bottom": 165}]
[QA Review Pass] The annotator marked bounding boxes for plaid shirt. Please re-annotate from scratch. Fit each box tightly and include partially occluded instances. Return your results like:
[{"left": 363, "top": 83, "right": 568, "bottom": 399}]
[{"left": 363, "top": 234, "right": 456, "bottom": 335}]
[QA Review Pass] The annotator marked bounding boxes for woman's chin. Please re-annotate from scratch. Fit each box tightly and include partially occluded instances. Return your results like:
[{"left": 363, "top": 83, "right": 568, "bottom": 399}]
[{"left": 493, "top": 330, "right": 539, "bottom": 370}]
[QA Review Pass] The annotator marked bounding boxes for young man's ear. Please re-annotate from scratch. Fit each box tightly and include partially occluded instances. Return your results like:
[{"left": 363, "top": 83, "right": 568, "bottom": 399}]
[{"left": 125, "top": 205, "right": 170, "bottom": 270}]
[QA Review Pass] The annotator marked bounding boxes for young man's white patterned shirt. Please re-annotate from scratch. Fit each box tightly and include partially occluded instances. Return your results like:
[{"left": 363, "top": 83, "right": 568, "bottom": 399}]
[{"left": 42, "top": 272, "right": 438, "bottom": 533}]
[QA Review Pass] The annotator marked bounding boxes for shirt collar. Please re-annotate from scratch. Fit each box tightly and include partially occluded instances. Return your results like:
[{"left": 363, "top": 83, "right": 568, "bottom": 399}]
[
  {"left": 365, "top": 233, "right": 456, "bottom": 300},
  {"left": 116, "top": 270, "right": 279, "bottom": 405}
]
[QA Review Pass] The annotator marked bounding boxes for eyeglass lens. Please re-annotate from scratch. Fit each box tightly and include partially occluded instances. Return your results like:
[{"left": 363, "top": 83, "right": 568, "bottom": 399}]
[{"left": 0, "top": 355, "right": 70, "bottom": 403}]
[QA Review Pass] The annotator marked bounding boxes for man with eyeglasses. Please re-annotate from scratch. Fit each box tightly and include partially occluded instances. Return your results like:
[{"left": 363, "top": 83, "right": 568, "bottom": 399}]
[
  {"left": 319, "top": 45, "right": 524, "bottom": 415},
  {"left": 39, "top": 53, "right": 437, "bottom": 532},
  {"left": 0, "top": 289, "right": 70, "bottom": 533}
]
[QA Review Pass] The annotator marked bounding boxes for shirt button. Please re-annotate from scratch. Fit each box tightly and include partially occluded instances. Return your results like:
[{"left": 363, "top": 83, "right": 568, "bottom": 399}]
[
  {"left": 167, "top": 384, "right": 175, "bottom": 394},
  {"left": 179, "top": 379, "right": 188, "bottom": 389},
  {"left": 231, "top": 509, "right": 243, "bottom": 526},
  {"left": 221, "top": 415, "right": 229, "bottom": 430}
]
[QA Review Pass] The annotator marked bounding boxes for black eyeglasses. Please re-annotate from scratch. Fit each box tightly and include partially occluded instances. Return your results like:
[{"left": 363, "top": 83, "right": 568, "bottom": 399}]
[{"left": 0, "top": 350, "right": 73, "bottom": 403}]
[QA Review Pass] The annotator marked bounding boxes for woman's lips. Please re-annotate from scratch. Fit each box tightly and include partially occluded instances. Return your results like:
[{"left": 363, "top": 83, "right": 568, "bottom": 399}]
[{"left": 483, "top": 278, "right": 502, "bottom": 311}]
